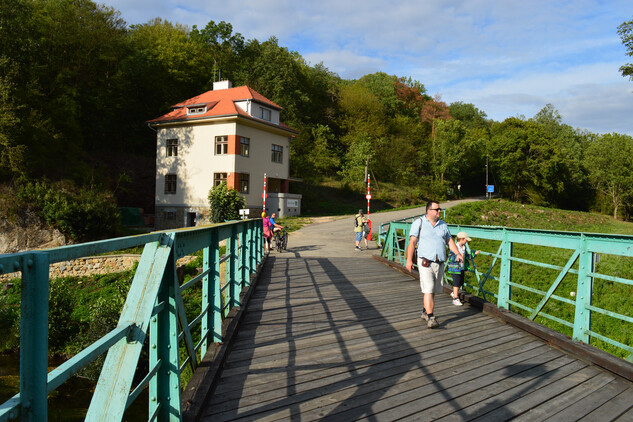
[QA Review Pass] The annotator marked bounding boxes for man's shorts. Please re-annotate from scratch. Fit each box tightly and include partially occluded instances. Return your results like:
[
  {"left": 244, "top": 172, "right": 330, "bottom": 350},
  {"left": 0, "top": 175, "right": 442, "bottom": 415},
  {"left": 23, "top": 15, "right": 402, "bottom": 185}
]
[
  {"left": 417, "top": 257, "right": 444, "bottom": 294},
  {"left": 355, "top": 232, "right": 363, "bottom": 241}
]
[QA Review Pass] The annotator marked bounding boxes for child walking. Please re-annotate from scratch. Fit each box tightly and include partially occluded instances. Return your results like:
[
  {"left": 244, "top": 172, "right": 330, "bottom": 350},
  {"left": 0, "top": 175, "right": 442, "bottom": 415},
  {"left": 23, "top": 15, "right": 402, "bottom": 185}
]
[{"left": 447, "top": 231, "right": 480, "bottom": 306}]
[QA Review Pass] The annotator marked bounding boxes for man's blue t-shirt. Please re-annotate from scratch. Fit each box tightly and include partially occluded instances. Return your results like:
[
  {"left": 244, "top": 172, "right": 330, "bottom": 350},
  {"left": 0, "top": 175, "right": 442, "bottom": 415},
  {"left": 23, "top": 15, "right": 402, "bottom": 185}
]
[
  {"left": 270, "top": 217, "right": 276, "bottom": 226},
  {"left": 409, "top": 216, "right": 451, "bottom": 262}
]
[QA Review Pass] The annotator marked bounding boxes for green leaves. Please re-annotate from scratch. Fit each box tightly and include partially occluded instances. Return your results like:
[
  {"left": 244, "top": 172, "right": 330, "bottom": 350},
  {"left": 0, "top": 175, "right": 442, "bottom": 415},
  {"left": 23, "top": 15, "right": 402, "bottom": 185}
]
[
  {"left": 16, "top": 178, "right": 119, "bottom": 241},
  {"left": 207, "top": 182, "right": 246, "bottom": 223},
  {"left": 585, "top": 133, "right": 633, "bottom": 218},
  {"left": 618, "top": 18, "right": 633, "bottom": 80}
]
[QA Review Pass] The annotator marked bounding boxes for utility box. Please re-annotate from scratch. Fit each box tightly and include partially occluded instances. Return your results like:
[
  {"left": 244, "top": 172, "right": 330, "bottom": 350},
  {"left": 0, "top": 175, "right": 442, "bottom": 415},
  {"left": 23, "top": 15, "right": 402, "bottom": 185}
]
[{"left": 265, "top": 193, "right": 302, "bottom": 218}]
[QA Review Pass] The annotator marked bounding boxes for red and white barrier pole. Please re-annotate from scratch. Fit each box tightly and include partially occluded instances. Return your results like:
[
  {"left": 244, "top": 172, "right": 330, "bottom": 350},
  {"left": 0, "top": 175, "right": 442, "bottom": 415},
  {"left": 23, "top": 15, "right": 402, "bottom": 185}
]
[
  {"left": 262, "top": 173, "right": 267, "bottom": 213},
  {"left": 366, "top": 174, "right": 372, "bottom": 240}
]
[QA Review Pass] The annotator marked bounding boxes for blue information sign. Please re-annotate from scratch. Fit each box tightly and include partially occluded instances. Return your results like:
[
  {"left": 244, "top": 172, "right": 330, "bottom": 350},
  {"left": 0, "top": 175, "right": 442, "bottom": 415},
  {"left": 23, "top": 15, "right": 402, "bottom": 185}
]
[{"left": 487, "top": 185, "right": 494, "bottom": 193}]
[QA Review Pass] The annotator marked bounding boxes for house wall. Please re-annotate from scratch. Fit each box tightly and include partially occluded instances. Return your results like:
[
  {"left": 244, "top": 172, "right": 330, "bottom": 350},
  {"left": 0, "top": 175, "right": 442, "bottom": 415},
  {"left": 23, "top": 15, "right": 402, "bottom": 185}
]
[{"left": 154, "top": 119, "right": 291, "bottom": 229}]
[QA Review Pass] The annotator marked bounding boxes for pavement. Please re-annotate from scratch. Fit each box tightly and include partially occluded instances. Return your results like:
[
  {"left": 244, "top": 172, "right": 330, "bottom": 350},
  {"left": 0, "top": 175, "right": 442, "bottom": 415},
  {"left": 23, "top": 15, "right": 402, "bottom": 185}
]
[{"left": 277, "top": 197, "right": 483, "bottom": 258}]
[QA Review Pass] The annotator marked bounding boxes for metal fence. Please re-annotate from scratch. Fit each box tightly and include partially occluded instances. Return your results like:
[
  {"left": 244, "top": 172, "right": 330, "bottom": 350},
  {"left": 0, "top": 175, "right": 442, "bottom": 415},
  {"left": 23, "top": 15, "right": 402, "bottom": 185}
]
[
  {"left": 379, "top": 217, "right": 633, "bottom": 363},
  {"left": 0, "top": 219, "right": 263, "bottom": 421}
]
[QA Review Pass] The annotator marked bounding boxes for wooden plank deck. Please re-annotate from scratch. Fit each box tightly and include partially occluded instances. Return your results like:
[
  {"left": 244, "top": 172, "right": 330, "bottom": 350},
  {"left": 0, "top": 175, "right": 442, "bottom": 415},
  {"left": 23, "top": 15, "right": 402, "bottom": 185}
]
[{"left": 199, "top": 255, "right": 633, "bottom": 421}]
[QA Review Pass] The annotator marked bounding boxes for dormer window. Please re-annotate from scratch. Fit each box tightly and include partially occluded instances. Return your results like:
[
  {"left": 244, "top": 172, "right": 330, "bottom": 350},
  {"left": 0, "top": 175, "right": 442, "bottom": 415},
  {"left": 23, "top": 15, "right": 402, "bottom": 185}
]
[
  {"left": 187, "top": 106, "right": 206, "bottom": 115},
  {"left": 259, "top": 107, "right": 271, "bottom": 121}
]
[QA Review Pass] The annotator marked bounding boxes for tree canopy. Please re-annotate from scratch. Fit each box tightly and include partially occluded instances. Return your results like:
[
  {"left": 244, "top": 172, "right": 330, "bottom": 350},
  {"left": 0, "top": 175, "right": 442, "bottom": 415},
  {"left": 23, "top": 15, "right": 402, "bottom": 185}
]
[
  {"left": 619, "top": 17, "right": 633, "bottom": 81},
  {"left": 1, "top": 0, "right": 633, "bottom": 238}
]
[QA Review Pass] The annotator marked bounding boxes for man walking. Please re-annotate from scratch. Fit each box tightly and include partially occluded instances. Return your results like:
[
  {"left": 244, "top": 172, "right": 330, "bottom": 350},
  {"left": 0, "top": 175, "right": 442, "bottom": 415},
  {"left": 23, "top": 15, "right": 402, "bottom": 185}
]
[{"left": 405, "top": 201, "right": 463, "bottom": 328}]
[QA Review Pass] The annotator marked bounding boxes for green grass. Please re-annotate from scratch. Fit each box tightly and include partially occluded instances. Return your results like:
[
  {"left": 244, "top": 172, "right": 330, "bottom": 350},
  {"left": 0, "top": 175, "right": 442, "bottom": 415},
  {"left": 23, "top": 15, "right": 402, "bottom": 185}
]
[
  {"left": 290, "top": 178, "right": 429, "bottom": 216},
  {"left": 441, "top": 199, "right": 633, "bottom": 359}
]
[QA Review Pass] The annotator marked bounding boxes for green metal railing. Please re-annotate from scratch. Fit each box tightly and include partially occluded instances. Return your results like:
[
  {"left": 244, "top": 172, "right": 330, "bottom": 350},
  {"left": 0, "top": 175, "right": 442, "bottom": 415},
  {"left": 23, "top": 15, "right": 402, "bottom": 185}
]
[
  {"left": 379, "top": 217, "right": 633, "bottom": 362},
  {"left": 0, "top": 219, "right": 264, "bottom": 421}
]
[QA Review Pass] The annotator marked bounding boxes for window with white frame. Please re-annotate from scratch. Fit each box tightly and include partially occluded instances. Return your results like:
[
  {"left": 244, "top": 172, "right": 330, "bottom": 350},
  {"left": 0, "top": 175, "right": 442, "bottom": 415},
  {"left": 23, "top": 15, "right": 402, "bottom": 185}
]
[
  {"left": 271, "top": 144, "right": 283, "bottom": 163},
  {"left": 239, "top": 173, "right": 249, "bottom": 194},
  {"left": 215, "top": 136, "right": 228, "bottom": 155},
  {"left": 260, "top": 107, "right": 271, "bottom": 121},
  {"left": 166, "top": 138, "right": 178, "bottom": 157},
  {"left": 187, "top": 106, "right": 206, "bottom": 115},
  {"left": 214, "top": 172, "right": 227, "bottom": 187},
  {"left": 165, "top": 174, "right": 177, "bottom": 194},
  {"left": 240, "top": 136, "right": 250, "bottom": 157}
]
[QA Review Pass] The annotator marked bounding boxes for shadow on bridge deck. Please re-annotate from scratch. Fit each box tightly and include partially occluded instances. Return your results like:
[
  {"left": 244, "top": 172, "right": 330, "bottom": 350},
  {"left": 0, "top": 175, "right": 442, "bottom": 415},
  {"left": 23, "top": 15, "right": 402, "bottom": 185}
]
[{"left": 188, "top": 254, "right": 633, "bottom": 421}]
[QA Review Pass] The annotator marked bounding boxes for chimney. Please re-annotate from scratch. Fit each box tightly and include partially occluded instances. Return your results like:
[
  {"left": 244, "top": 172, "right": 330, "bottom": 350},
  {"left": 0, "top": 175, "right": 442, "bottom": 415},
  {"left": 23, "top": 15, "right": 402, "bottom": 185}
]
[{"left": 213, "top": 80, "right": 232, "bottom": 90}]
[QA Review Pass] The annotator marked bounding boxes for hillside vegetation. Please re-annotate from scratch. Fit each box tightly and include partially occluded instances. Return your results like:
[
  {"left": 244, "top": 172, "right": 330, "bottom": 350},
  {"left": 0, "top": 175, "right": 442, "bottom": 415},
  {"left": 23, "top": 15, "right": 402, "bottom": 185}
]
[
  {"left": 445, "top": 198, "right": 633, "bottom": 234},
  {"left": 2, "top": 1, "right": 633, "bottom": 245}
]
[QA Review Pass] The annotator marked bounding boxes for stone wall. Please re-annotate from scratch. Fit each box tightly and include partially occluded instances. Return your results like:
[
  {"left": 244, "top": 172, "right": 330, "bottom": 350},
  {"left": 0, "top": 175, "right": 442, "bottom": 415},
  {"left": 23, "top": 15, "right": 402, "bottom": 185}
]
[{"left": 0, "top": 254, "right": 197, "bottom": 282}]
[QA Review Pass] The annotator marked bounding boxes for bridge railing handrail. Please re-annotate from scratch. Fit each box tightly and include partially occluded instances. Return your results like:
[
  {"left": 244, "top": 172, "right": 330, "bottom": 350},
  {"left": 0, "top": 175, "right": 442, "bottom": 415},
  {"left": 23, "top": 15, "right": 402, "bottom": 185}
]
[
  {"left": 0, "top": 219, "right": 264, "bottom": 421},
  {"left": 379, "top": 218, "right": 633, "bottom": 363}
]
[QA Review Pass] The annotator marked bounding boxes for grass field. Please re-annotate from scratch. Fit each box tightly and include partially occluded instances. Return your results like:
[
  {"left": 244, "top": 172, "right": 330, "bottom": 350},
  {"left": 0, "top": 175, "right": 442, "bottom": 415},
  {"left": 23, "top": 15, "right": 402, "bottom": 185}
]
[{"left": 442, "top": 199, "right": 633, "bottom": 360}]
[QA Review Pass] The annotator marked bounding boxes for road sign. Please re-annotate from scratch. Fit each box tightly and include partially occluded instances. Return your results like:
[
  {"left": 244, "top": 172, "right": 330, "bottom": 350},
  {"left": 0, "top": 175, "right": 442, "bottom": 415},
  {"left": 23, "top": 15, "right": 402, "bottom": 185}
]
[
  {"left": 366, "top": 194, "right": 372, "bottom": 200},
  {"left": 487, "top": 185, "right": 494, "bottom": 193}
]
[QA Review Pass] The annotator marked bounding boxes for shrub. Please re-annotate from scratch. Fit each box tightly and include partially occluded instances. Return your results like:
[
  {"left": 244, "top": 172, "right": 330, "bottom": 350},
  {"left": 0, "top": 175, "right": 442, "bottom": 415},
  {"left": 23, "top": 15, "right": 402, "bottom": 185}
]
[
  {"left": 207, "top": 182, "right": 245, "bottom": 223},
  {"left": 16, "top": 177, "right": 119, "bottom": 241}
]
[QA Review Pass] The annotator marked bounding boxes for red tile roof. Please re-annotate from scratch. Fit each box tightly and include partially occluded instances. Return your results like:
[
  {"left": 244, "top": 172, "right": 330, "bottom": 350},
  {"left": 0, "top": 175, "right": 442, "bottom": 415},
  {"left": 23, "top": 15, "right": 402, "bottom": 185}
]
[{"left": 147, "top": 85, "right": 296, "bottom": 133}]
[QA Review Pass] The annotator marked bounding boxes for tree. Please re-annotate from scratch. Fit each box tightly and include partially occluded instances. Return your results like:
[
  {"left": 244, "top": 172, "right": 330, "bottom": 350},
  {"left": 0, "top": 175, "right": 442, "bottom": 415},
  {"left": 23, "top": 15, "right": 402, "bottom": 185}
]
[
  {"left": 338, "top": 134, "right": 374, "bottom": 188},
  {"left": 420, "top": 94, "right": 451, "bottom": 165},
  {"left": 208, "top": 182, "right": 246, "bottom": 223},
  {"left": 433, "top": 119, "right": 467, "bottom": 185},
  {"left": 618, "top": 18, "right": 633, "bottom": 81},
  {"left": 585, "top": 133, "right": 633, "bottom": 219},
  {"left": 449, "top": 102, "right": 489, "bottom": 130},
  {"left": 306, "top": 124, "right": 340, "bottom": 178},
  {"left": 190, "top": 20, "right": 245, "bottom": 84},
  {"left": 337, "top": 83, "right": 388, "bottom": 145},
  {"left": 395, "top": 76, "right": 427, "bottom": 117},
  {"left": 0, "top": 57, "right": 25, "bottom": 178},
  {"left": 489, "top": 118, "right": 566, "bottom": 205}
]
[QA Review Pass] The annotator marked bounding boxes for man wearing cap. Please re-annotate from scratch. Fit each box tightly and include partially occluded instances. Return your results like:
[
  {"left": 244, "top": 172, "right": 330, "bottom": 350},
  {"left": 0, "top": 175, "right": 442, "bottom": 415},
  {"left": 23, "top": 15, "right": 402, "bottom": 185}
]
[
  {"left": 405, "top": 200, "right": 463, "bottom": 328},
  {"left": 354, "top": 209, "right": 366, "bottom": 251}
]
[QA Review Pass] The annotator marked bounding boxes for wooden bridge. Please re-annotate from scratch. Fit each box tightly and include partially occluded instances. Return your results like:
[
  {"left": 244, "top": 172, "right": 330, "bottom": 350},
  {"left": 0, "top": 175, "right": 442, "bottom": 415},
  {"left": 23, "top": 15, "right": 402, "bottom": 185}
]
[
  {"left": 3, "top": 202, "right": 633, "bottom": 421},
  {"left": 185, "top": 253, "right": 633, "bottom": 421}
]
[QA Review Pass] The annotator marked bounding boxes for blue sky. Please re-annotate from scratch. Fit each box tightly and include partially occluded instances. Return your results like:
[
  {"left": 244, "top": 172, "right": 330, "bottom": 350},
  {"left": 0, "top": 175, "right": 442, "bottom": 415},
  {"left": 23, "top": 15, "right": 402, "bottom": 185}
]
[{"left": 98, "top": 0, "right": 633, "bottom": 135}]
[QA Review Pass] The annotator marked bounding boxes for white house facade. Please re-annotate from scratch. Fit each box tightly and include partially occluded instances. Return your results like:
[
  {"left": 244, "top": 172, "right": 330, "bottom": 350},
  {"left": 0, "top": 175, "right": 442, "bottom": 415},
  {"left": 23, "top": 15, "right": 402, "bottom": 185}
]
[{"left": 148, "top": 81, "right": 300, "bottom": 229}]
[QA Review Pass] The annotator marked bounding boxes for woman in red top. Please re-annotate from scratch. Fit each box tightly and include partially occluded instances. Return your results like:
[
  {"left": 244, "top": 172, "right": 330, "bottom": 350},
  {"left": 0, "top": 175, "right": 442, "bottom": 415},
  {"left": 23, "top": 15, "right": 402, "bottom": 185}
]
[{"left": 262, "top": 212, "right": 272, "bottom": 252}]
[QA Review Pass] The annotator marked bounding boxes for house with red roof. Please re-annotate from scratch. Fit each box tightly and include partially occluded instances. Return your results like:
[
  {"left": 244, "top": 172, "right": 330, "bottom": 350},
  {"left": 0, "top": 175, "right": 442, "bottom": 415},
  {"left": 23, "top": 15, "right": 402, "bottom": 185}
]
[{"left": 148, "top": 80, "right": 301, "bottom": 229}]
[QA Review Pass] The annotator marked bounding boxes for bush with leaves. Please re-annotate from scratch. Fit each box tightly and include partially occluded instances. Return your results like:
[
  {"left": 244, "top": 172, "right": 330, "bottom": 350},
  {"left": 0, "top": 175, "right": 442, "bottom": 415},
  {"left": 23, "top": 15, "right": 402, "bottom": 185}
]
[
  {"left": 208, "top": 182, "right": 246, "bottom": 223},
  {"left": 15, "top": 177, "right": 119, "bottom": 241}
]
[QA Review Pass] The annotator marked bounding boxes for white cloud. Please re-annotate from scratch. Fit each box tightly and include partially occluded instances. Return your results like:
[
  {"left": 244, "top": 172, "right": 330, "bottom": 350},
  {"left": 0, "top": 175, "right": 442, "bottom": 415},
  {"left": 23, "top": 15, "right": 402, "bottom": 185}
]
[{"left": 97, "top": 0, "right": 633, "bottom": 135}]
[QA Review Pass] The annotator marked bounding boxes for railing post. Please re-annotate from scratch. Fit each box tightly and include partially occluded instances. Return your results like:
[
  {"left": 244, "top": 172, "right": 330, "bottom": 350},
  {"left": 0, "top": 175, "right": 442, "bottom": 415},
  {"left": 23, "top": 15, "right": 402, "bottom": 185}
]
[
  {"left": 497, "top": 230, "right": 512, "bottom": 310},
  {"left": 20, "top": 252, "right": 49, "bottom": 422},
  {"left": 149, "top": 247, "right": 181, "bottom": 421},
  {"left": 211, "top": 231, "right": 222, "bottom": 341},
  {"left": 248, "top": 221, "right": 255, "bottom": 285},
  {"left": 573, "top": 234, "right": 593, "bottom": 343},
  {"left": 243, "top": 222, "right": 252, "bottom": 287},
  {"left": 228, "top": 226, "right": 239, "bottom": 308},
  {"left": 387, "top": 226, "right": 395, "bottom": 262},
  {"left": 202, "top": 228, "right": 221, "bottom": 351},
  {"left": 239, "top": 223, "right": 247, "bottom": 289}
]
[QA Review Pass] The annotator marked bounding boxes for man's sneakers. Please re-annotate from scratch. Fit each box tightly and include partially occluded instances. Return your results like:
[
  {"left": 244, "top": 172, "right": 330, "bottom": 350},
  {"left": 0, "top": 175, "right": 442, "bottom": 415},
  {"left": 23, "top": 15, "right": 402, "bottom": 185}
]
[
  {"left": 452, "top": 298, "right": 463, "bottom": 306},
  {"left": 421, "top": 312, "right": 439, "bottom": 328},
  {"left": 355, "top": 246, "right": 362, "bottom": 251}
]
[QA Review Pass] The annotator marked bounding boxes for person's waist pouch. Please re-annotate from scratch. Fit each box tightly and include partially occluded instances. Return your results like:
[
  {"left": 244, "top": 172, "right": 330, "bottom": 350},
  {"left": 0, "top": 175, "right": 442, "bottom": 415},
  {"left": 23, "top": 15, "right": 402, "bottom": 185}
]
[{"left": 419, "top": 257, "right": 443, "bottom": 267}]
